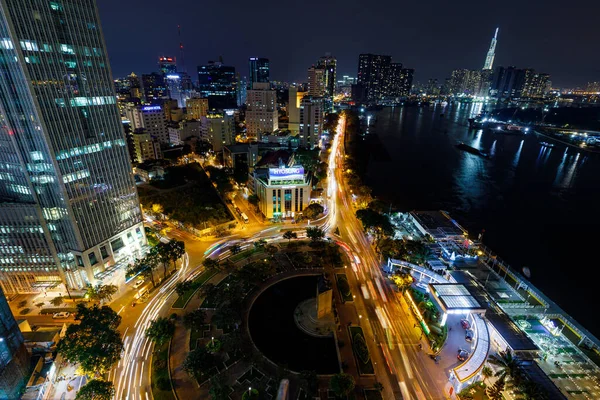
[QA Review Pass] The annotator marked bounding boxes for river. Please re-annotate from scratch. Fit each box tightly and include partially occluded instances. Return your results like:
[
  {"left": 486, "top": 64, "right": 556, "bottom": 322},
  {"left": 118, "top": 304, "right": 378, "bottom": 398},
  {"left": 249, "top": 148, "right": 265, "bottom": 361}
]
[{"left": 366, "top": 103, "right": 600, "bottom": 337}]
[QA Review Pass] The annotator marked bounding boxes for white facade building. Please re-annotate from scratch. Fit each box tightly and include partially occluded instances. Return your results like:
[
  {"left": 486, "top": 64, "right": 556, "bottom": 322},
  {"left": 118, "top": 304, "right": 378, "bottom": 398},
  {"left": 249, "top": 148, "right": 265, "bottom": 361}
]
[
  {"left": 254, "top": 166, "right": 311, "bottom": 219},
  {"left": 201, "top": 111, "right": 235, "bottom": 152},
  {"left": 125, "top": 104, "right": 169, "bottom": 144},
  {"left": 299, "top": 97, "right": 324, "bottom": 148}
]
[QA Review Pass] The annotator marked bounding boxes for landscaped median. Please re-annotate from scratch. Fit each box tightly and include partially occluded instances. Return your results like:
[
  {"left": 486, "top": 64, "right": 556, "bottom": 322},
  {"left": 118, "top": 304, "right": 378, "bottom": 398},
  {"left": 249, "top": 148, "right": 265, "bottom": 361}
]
[
  {"left": 151, "top": 341, "right": 176, "bottom": 400},
  {"left": 172, "top": 269, "right": 216, "bottom": 309},
  {"left": 349, "top": 326, "right": 374, "bottom": 375},
  {"left": 336, "top": 273, "right": 353, "bottom": 303}
]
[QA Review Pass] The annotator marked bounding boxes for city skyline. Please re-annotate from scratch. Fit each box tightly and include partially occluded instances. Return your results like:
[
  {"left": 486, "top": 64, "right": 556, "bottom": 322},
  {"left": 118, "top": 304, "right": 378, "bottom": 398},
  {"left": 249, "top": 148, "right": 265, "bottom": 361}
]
[{"left": 98, "top": 0, "right": 600, "bottom": 87}]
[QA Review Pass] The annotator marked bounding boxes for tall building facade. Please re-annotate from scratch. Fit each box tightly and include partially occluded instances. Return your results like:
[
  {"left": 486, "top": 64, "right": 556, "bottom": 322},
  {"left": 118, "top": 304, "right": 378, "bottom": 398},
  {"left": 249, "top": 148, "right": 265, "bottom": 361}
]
[
  {"left": 307, "top": 66, "right": 325, "bottom": 97},
  {"left": 142, "top": 72, "right": 167, "bottom": 103},
  {"left": 357, "top": 54, "right": 392, "bottom": 103},
  {"left": 489, "top": 66, "right": 549, "bottom": 100},
  {"left": 125, "top": 105, "right": 169, "bottom": 144},
  {"left": 248, "top": 57, "right": 269, "bottom": 86},
  {"left": 483, "top": 28, "right": 499, "bottom": 70},
  {"left": 197, "top": 61, "right": 237, "bottom": 109},
  {"left": 201, "top": 111, "right": 235, "bottom": 152},
  {"left": 317, "top": 54, "right": 336, "bottom": 97},
  {"left": 0, "top": 287, "right": 29, "bottom": 399},
  {"left": 0, "top": 0, "right": 146, "bottom": 293},
  {"left": 246, "top": 82, "right": 278, "bottom": 139},
  {"left": 299, "top": 97, "right": 324, "bottom": 148},
  {"left": 186, "top": 97, "right": 209, "bottom": 120}
]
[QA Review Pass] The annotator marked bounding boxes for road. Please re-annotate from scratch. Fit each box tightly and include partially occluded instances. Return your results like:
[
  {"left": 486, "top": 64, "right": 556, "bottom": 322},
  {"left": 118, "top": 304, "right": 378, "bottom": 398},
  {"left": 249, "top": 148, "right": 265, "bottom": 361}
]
[
  {"left": 328, "top": 114, "right": 448, "bottom": 399},
  {"left": 108, "top": 112, "right": 448, "bottom": 400}
]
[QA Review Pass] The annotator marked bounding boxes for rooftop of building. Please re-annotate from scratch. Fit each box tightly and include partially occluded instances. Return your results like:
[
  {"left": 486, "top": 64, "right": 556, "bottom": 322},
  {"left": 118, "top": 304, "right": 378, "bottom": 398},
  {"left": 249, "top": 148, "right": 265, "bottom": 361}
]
[
  {"left": 410, "top": 210, "right": 466, "bottom": 238},
  {"left": 255, "top": 150, "right": 292, "bottom": 168},
  {"left": 22, "top": 330, "right": 60, "bottom": 343}
]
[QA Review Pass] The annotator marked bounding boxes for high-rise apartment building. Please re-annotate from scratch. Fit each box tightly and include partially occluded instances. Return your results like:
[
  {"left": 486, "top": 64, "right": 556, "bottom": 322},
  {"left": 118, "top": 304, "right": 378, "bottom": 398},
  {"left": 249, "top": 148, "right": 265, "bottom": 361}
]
[
  {"left": 197, "top": 61, "right": 237, "bottom": 109},
  {"left": 201, "top": 111, "right": 235, "bottom": 152},
  {"left": 307, "top": 66, "right": 326, "bottom": 97},
  {"left": 186, "top": 97, "right": 209, "bottom": 120},
  {"left": 287, "top": 86, "right": 305, "bottom": 136},
  {"left": 248, "top": 57, "right": 269, "bottom": 86},
  {"left": 0, "top": 287, "right": 29, "bottom": 398},
  {"left": 0, "top": 0, "right": 146, "bottom": 293},
  {"left": 246, "top": 82, "right": 278, "bottom": 139},
  {"left": 132, "top": 131, "right": 163, "bottom": 163},
  {"left": 357, "top": 54, "right": 392, "bottom": 103},
  {"left": 317, "top": 54, "right": 337, "bottom": 97},
  {"left": 125, "top": 105, "right": 169, "bottom": 144},
  {"left": 299, "top": 97, "right": 324, "bottom": 148}
]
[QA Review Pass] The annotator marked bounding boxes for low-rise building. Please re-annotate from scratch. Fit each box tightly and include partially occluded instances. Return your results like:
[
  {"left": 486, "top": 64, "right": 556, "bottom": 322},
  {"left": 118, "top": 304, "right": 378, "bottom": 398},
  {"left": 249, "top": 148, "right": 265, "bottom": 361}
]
[
  {"left": 132, "top": 129, "right": 162, "bottom": 163},
  {"left": 253, "top": 164, "right": 311, "bottom": 219}
]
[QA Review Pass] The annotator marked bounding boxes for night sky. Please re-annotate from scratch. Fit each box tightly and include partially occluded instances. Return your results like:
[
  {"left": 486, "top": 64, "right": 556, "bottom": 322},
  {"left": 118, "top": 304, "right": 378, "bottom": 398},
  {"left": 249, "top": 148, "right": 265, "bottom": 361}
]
[{"left": 98, "top": 0, "right": 600, "bottom": 87}]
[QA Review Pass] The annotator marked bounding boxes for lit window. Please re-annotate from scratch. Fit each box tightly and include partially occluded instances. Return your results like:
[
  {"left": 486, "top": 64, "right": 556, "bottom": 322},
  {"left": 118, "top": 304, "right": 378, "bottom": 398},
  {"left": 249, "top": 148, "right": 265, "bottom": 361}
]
[
  {"left": 60, "top": 44, "right": 74, "bottom": 54},
  {"left": 0, "top": 39, "right": 13, "bottom": 49},
  {"left": 20, "top": 40, "right": 39, "bottom": 51}
]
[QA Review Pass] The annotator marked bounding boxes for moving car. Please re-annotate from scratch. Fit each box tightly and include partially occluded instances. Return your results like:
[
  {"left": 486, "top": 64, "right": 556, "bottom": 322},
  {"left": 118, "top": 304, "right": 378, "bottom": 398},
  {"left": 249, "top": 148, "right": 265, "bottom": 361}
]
[
  {"left": 465, "top": 329, "right": 474, "bottom": 342},
  {"left": 52, "top": 311, "right": 70, "bottom": 319},
  {"left": 134, "top": 279, "right": 144, "bottom": 289},
  {"left": 460, "top": 319, "right": 471, "bottom": 330},
  {"left": 457, "top": 348, "right": 469, "bottom": 361}
]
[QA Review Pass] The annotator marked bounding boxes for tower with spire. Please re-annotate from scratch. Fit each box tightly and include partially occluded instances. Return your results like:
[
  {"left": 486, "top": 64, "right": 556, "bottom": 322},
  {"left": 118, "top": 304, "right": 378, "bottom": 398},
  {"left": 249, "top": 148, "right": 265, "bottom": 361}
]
[{"left": 483, "top": 28, "right": 499, "bottom": 70}]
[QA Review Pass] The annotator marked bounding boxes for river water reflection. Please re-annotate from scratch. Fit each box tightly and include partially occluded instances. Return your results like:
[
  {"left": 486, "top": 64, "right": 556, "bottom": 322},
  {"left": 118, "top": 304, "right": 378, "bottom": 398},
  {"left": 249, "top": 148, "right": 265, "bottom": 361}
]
[{"left": 367, "top": 103, "right": 600, "bottom": 336}]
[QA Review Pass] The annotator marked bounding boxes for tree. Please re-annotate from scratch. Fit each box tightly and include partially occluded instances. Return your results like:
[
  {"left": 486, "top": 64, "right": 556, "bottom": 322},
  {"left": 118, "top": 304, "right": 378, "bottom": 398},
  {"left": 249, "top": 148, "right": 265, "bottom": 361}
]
[
  {"left": 86, "top": 284, "right": 118, "bottom": 303},
  {"left": 254, "top": 239, "right": 266, "bottom": 250},
  {"left": 283, "top": 230, "right": 297, "bottom": 242},
  {"left": 486, "top": 377, "right": 505, "bottom": 400},
  {"left": 303, "top": 203, "right": 324, "bottom": 219},
  {"left": 481, "top": 364, "right": 493, "bottom": 384},
  {"left": 57, "top": 304, "right": 123, "bottom": 375},
  {"left": 175, "top": 281, "right": 193, "bottom": 296},
  {"left": 170, "top": 240, "right": 185, "bottom": 270},
  {"left": 203, "top": 257, "right": 221, "bottom": 272},
  {"left": 155, "top": 243, "right": 172, "bottom": 279},
  {"left": 513, "top": 378, "right": 548, "bottom": 400},
  {"left": 329, "top": 373, "right": 355, "bottom": 398},
  {"left": 75, "top": 379, "right": 114, "bottom": 400},
  {"left": 183, "top": 309, "right": 206, "bottom": 331},
  {"left": 230, "top": 244, "right": 242, "bottom": 255},
  {"left": 183, "top": 346, "right": 216, "bottom": 382},
  {"left": 488, "top": 350, "right": 522, "bottom": 386},
  {"left": 151, "top": 203, "right": 164, "bottom": 219},
  {"left": 51, "top": 296, "right": 64, "bottom": 307},
  {"left": 300, "top": 370, "right": 318, "bottom": 397},
  {"left": 247, "top": 194, "right": 259, "bottom": 210},
  {"left": 145, "top": 317, "right": 175, "bottom": 346},
  {"left": 306, "top": 226, "right": 325, "bottom": 242},
  {"left": 208, "top": 374, "right": 231, "bottom": 400}
]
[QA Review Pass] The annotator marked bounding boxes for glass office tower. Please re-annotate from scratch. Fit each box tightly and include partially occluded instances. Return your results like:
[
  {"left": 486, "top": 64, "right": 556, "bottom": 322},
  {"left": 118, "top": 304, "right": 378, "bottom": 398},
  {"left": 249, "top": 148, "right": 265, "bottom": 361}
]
[
  {"left": 0, "top": 286, "right": 28, "bottom": 399},
  {"left": 0, "top": 0, "right": 146, "bottom": 294}
]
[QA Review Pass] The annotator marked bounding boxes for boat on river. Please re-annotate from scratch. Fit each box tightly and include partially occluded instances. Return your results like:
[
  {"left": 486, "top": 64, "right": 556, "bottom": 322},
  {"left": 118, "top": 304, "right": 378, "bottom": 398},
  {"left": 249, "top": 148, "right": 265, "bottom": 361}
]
[{"left": 455, "top": 142, "right": 489, "bottom": 158}]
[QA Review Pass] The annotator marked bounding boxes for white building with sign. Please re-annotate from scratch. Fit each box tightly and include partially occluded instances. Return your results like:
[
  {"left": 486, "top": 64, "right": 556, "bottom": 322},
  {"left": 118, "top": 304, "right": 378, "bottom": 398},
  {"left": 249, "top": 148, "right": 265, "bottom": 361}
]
[{"left": 253, "top": 166, "right": 311, "bottom": 219}]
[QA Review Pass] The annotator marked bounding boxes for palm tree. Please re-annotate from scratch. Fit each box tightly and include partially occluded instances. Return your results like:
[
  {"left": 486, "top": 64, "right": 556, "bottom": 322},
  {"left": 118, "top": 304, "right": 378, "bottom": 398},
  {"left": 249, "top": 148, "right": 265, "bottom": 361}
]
[
  {"left": 486, "top": 377, "right": 505, "bottom": 400},
  {"left": 481, "top": 364, "right": 493, "bottom": 385},
  {"left": 513, "top": 378, "right": 548, "bottom": 400},
  {"left": 488, "top": 350, "right": 522, "bottom": 386}
]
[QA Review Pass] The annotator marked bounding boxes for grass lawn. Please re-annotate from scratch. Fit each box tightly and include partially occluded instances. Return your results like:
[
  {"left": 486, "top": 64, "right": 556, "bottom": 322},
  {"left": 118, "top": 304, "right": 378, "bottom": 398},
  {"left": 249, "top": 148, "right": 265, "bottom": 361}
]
[
  {"left": 336, "top": 274, "right": 353, "bottom": 303},
  {"left": 172, "top": 270, "right": 216, "bottom": 309},
  {"left": 151, "top": 341, "right": 176, "bottom": 400},
  {"left": 457, "top": 382, "right": 490, "bottom": 399},
  {"left": 349, "top": 326, "right": 375, "bottom": 375}
]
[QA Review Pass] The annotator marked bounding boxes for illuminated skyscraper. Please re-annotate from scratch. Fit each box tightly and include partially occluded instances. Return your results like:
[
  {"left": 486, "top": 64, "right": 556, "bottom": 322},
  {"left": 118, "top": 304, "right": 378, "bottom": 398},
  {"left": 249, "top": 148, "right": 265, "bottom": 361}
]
[
  {"left": 0, "top": 0, "right": 146, "bottom": 293},
  {"left": 316, "top": 54, "right": 336, "bottom": 97},
  {"left": 483, "top": 28, "right": 499, "bottom": 70},
  {"left": 248, "top": 57, "right": 269, "bottom": 86},
  {"left": 197, "top": 61, "right": 237, "bottom": 109},
  {"left": 158, "top": 56, "right": 177, "bottom": 75}
]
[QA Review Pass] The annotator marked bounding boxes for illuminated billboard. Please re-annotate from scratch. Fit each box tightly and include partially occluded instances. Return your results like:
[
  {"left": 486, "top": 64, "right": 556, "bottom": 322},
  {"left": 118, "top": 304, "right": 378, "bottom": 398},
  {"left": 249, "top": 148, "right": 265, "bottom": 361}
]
[{"left": 269, "top": 167, "right": 304, "bottom": 181}]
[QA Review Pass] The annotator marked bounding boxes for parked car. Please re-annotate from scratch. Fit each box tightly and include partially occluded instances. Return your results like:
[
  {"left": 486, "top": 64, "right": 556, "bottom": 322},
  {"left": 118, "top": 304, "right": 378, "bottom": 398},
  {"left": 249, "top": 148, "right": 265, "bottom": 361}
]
[
  {"left": 134, "top": 279, "right": 144, "bottom": 289},
  {"left": 460, "top": 319, "right": 471, "bottom": 330},
  {"left": 457, "top": 348, "right": 469, "bottom": 361},
  {"left": 465, "top": 329, "right": 474, "bottom": 342},
  {"left": 52, "top": 311, "right": 70, "bottom": 319}
]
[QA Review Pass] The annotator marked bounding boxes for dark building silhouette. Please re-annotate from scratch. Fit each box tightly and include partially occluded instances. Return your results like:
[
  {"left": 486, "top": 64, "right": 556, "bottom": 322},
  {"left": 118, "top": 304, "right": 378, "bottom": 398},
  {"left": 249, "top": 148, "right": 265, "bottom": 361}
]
[
  {"left": 197, "top": 61, "right": 237, "bottom": 109},
  {"left": 248, "top": 57, "right": 270, "bottom": 86}
]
